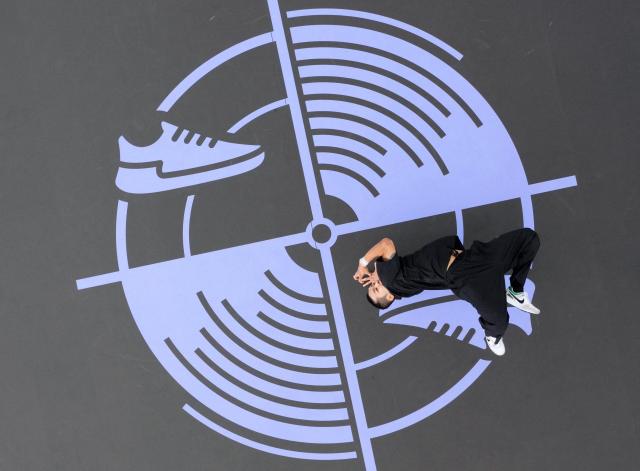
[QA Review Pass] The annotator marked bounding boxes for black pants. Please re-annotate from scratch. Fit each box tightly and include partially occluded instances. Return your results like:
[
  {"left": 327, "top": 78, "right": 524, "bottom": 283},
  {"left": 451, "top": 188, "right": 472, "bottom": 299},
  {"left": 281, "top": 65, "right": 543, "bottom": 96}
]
[{"left": 448, "top": 229, "right": 540, "bottom": 338}]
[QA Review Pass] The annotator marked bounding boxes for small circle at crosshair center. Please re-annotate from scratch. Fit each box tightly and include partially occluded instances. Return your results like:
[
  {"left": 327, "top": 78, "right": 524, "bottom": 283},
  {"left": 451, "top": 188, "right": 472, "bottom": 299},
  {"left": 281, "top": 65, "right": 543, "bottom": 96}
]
[{"left": 311, "top": 224, "right": 332, "bottom": 244}]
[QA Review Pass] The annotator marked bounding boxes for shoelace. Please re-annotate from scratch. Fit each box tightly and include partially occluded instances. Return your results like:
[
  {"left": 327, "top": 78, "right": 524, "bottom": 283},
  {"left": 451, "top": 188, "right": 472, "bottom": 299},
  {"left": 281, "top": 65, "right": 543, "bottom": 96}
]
[{"left": 170, "top": 126, "right": 218, "bottom": 148}]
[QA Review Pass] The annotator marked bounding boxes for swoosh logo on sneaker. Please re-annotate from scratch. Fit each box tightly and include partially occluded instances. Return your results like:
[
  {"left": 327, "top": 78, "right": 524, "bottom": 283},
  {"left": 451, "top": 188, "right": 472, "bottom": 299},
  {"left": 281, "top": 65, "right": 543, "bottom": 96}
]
[{"left": 509, "top": 292, "right": 525, "bottom": 304}]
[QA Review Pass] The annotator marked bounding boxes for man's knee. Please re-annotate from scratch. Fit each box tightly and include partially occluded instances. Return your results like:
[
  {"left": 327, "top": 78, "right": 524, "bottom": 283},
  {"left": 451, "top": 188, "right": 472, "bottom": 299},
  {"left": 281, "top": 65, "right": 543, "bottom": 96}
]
[{"left": 521, "top": 228, "right": 540, "bottom": 252}]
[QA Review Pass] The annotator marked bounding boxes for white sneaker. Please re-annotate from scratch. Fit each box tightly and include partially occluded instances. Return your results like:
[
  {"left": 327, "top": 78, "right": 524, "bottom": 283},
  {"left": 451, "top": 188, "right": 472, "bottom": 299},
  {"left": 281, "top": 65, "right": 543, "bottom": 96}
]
[
  {"left": 506, "top": 286, "right": 540, "bottom": 314},
  {"left": 485, "top": 336, "right": 506, "bottom": 356}
]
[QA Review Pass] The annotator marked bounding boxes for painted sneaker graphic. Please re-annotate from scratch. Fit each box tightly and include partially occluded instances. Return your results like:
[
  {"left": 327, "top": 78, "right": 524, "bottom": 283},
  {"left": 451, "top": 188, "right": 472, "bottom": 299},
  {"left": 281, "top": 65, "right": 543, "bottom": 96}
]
[{"left": 116, "top": 121, "right": 265, "bottom": 194}]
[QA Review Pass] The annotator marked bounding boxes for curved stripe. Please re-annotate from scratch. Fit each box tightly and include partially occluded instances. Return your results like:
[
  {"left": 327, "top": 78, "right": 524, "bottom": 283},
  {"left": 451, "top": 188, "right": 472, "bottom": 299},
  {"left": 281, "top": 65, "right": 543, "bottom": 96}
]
[
  {"left": 199, "top": 328, "right": 341, "bottom": 391},
  {"left": 265, "top": 270, "right": 324, "bottom": 304},
  {"left": 312, "top": 134, "right": 385, "bottom": 166},
  {"left": 195, "top": 347, "right": 343, "bottom": 405},
  {"left": 298, "top": 60, "right": 450, "bottom": 117},
  {"left": 219, "top": 297, "right": 338, "bottom": 363},
  {"left": 182, "top": 195, "right": 195, "bottom": 257},
  {"left": 307, "top": 97, "right": 447, "bottom": 174},
  {"left": 301, "top": 77, "right": 445, "bottom": 138},
  {"left": 258, "top": 282, "right": 326, "bottom": 317},
  {"left": 158, "top": 33, "right": 273, "bottom": 111},
  {"left": 249, "top": 308, "right": 335, "bottom": 353},
  {"left": 199, "top": 293, "right": 339, "bottom": 373},
  {"left": 319, "top": 164, "right": 379, "bottom": 197},
  {"left": 163, "top": 341, "right": 353, "bottom": 443},
  {"left": 321, "top": 171, "right": 373, "bottom": 218},
  {"left": 315, "top": 146, "right": 384, "bottom": 177},
  {"left": 258, "top": 298, "right": 331, "bottom": 335},
  {"left": 169, "top": 340, "right": 347, "bottom": 424},
  {"left": 115, "top": 200, "right": 129, "bottom": 270},
  {"left": 312, "top": 129, "right": 386, "bottom": 156},
  {"left": 316, "top": 152, "right": 381, "bottom": 191},
  {"left": 369, "top": 359, "right": 491, "bottom": 437},
  {"left": 268, "top": 260, "right": 324, "bottom": 299},
  {"left": 191, "top": 351, "right": 348, "bottom": 422},
  {"left": 259, "top": 289, "right": 327, "bottom": 320},
  {"left": 184, "top": 404, "right": 357, "bottom": 460},
  {"left": 290, "top": 26, "right": 469, "bottom": 116},
  {"left": 294, "top": 45, "right": 481, "bottom": 127},
  {"left": 286, "top": 8, "right": 463, "bottom": 60},
  {"left": 258, "top": 312, "right": 333, "bottom": 339},
  {"left": 235, "top": 304, "right": 334, "bottom": 353},
  {"left": 309, "top": 109, "right": 422, "bottom": 168},
  {"left": 228, "top": 99, "right": 288, "bottom": 134},
  {"left": 355, "top": 336, "right": 418, "bottom": 371}
]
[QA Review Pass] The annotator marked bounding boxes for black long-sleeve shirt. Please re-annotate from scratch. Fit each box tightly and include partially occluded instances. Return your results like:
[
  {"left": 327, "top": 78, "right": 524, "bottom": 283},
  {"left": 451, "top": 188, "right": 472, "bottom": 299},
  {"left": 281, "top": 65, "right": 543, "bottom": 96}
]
[{"left": 375, "top": 235, "right": 464, "bottom": 298}]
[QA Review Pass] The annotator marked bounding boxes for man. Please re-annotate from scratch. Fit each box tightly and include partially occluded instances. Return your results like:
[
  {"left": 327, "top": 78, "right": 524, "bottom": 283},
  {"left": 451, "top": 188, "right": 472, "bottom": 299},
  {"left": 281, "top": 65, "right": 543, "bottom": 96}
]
[{"left": 353, "top": 229, "right": 541, "bottom": 356}]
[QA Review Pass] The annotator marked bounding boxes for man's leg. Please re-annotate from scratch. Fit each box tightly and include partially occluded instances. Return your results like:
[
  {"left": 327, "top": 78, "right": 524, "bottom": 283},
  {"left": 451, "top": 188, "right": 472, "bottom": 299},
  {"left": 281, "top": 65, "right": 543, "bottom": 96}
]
[
  {"left": 507, "top": 229, "right": 540, "bottom": 292},
  {"left": 455, "top": 273, "right": 510, "bottom": 339},
  {"left": 484, "top": 228, "right": 540, "bottom": 292},
  {"left": 483, "top": 228, "right": 541, "bottom": 314}
]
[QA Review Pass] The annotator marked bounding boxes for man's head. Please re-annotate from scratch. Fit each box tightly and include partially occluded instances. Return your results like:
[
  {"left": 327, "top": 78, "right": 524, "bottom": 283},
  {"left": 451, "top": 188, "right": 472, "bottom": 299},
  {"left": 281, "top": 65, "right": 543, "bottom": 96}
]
[{"left": 365, "top": 269, "right": 395, "bottom": 309}]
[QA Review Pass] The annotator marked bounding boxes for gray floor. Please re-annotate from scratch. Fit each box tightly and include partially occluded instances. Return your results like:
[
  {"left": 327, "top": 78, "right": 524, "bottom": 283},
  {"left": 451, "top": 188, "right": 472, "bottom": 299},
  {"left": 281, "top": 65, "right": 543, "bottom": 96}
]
[{"left": 1, "top": 0, "right": 639, "bottom": 470}]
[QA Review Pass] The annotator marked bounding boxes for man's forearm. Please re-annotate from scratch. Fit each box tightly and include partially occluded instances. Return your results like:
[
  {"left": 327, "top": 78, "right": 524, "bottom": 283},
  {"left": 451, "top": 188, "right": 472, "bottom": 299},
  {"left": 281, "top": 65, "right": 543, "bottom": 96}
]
[{"left": 361, "top": 238, "right": 395, "bottom": 265}]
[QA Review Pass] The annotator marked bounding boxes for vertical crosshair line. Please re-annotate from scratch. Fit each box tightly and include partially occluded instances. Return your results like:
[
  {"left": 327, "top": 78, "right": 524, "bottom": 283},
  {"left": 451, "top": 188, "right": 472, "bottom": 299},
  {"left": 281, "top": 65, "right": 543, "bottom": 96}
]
[
  {"left": 267, "top": 0, "right": 323, "bottom": 221},
  {"left": 267, "top": 0, "right": 377, "bottom": 469},
  {"left": 320, "top": 247, "right": 377, "bottom": 470}
]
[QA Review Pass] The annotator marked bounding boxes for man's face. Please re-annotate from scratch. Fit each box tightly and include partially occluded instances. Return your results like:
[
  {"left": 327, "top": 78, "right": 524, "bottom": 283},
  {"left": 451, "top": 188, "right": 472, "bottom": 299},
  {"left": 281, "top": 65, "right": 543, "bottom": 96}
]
[{"left": 367, "top": 269, "right": 394, "bottom": 306}]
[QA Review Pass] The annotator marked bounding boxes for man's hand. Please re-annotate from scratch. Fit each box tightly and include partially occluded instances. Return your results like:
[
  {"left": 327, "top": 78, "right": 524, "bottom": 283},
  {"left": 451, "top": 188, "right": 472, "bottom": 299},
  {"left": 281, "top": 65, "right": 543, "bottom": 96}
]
[
  {"left": 353, "top": 265, "right": 370, "bottom": 285},
  {"left": 353, "top": 237, "right": 395, "bottom": 286}
]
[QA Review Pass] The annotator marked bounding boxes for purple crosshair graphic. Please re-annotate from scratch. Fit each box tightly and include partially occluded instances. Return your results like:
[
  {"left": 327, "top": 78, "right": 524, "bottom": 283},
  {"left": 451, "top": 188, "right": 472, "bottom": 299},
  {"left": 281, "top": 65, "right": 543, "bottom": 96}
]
[{"left": 76, "top": 2, "right": 577, "bottom": 469}]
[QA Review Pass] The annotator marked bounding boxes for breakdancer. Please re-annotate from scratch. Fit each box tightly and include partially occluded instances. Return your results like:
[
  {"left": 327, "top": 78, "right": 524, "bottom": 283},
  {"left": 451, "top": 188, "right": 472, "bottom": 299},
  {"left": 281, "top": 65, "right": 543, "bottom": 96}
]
[{"left": 353, "top": 229, "right": 540, "bottom": 356}]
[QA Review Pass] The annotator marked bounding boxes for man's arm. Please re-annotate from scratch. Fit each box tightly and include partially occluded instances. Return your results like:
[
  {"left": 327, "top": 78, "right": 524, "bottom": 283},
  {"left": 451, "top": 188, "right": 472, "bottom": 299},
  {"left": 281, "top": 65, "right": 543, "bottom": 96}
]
[
  {"left": 363, "top": 237, "right": 396, "bottom": 263},
  {"left": 353, "top": 238, "right": 396, "bottom": 283}
]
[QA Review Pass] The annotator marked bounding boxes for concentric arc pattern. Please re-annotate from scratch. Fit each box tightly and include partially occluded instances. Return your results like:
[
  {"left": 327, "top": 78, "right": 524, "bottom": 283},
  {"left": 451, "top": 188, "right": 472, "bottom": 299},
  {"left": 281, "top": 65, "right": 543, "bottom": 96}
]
[{"left": 74, "top": 4, "right": 579, "bottom": 470}]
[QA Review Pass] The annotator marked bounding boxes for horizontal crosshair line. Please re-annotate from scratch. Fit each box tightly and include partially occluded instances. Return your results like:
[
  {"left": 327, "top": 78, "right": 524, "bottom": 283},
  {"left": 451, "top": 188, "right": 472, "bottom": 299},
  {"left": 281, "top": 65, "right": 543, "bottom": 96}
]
[{"left": 74, "top": 176, "right": 577, "bottom": 290}]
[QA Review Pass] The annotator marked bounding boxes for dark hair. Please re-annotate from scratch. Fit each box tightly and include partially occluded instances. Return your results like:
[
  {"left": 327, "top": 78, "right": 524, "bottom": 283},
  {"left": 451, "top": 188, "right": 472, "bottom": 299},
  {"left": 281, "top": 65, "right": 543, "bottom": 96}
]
[{"left": 366, "top": 292, "right": 395, "bottom": 310}]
